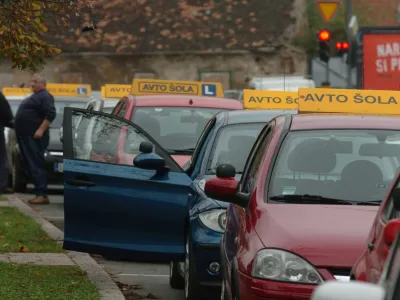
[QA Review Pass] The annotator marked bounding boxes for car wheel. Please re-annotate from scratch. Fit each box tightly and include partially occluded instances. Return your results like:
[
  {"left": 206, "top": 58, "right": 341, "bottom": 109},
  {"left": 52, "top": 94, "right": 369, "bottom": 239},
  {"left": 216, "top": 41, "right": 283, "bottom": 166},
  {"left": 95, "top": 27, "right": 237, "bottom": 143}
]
[
  {"left": 169, "top": 261, "right": 184, "bottom": 289},
  {"left": 184, "top": 233, "right": 202, "bottom": 300},
  {"left": 12, "top": 159, "right": 27, "bottom": 193}
]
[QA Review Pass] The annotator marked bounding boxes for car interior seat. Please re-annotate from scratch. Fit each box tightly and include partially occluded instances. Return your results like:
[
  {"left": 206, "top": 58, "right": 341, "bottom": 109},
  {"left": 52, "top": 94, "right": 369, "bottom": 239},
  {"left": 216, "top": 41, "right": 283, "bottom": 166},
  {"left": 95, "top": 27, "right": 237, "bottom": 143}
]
[
  {"left": 217, "top": 135, "right": 256, "bottom": 172},
  {"left": 339, "top": 160, "right": 383, "bottom": 201}
]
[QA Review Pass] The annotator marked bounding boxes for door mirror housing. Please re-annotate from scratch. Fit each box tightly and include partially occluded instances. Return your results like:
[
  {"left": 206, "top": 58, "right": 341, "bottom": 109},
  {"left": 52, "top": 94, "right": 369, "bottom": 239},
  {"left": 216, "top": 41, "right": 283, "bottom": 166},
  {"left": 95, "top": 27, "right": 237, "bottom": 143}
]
[
  {"left": 204, "top": 164, "right": 243, "bottom": 206},
  {"left": 311, "top": 281, "right": 384, "bottom": 300},
  {"left": 133, "top": 142, "right": 166, "bottom": 170},
  {"left": 383, "top": 218, "right": 400, "bottom": 246}
]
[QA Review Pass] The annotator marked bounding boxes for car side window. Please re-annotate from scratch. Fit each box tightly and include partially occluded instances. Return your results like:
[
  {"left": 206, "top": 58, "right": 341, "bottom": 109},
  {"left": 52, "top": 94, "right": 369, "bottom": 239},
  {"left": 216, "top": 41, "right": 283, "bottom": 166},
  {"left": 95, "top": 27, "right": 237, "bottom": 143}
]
[
  {"left": 70, "top": 110, "right": 180, "bottom": 171},
  {"left": 382, "top": 177, "right": 400, "bottom": 222},
  {"left": 116, "top": 98, "right": 127, "bottom": 118},
  {"left": 190, "top": 117, "right": 216, "bottom": 167},
  {"left": 240, "top": 125, "right": 273, "bottom": 194}
]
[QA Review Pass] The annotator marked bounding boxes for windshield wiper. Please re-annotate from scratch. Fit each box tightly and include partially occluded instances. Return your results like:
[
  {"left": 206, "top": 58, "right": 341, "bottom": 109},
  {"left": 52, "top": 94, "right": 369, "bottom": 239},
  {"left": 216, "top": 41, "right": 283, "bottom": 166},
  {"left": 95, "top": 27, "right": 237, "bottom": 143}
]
[
  {"left": 269, "top": 194, "right": 355, "bottom": 205},
  {"left": 165, "top": 148, "right": 195, "bottom": 154},
  {"left": 357, "top": 200, "right": 382, "bottom": 206}
]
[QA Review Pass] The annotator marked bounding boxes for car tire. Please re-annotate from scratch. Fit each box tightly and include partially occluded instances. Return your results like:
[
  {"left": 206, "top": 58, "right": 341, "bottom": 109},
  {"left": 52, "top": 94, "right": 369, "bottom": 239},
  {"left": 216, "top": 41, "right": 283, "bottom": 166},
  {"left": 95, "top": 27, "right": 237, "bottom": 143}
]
[
  {"left": 12, "top": 158, "right": 27, "bottom": 193},
  {"left": 184, "top": 232, "right": 203, "bottom": 300},
  {"left": 169, "top": 261, "right": 184, "bottom": 289}
]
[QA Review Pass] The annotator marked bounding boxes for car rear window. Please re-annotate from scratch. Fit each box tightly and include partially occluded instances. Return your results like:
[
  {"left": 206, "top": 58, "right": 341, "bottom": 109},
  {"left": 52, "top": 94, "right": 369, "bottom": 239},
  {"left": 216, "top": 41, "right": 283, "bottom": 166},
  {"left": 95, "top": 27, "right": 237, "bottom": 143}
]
[{"left": 268, "top": 130, "right": 400, "bottom": 204}]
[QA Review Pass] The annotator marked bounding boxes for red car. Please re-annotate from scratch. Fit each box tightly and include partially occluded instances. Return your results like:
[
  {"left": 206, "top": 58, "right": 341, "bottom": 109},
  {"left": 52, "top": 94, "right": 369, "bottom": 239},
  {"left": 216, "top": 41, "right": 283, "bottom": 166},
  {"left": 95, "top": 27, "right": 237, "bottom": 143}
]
[
  {"left": 203, "top": 113, "right": 400, "bottom": 300},
  {"left": 351, "top": 171, "right": 400, "bottom": 283},
  {"left": 108, "top": 85, "right": 243, "bottom": 166}
]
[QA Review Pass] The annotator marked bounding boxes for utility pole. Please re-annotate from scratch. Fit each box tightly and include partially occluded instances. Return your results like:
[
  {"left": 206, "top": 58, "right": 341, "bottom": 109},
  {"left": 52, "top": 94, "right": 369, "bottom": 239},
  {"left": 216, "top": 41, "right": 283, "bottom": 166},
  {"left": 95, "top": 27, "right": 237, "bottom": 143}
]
[{"left": 346, "top": 0, "right": 352, "bottom": 88}]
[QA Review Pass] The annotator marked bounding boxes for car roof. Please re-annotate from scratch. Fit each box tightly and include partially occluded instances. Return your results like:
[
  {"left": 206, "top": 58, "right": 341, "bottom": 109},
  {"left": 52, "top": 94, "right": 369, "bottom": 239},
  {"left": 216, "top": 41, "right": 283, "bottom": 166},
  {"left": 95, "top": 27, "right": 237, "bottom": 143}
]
[
  {"left": 222, "top": 109, "right": 298, "bottom": 125},
  {"left": 132, "top": 95, "right": 243, "bottom": 109},
  {"left": 290, "top": 114, "right": 400, "bottom": 131}
]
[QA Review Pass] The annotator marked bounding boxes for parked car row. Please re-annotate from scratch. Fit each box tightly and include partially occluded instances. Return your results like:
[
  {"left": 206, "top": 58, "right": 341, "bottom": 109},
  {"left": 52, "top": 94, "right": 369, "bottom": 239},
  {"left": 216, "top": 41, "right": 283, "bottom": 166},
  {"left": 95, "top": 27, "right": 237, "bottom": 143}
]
[{"left": 4, "top": 80, "right": 400, "bottom": 299}]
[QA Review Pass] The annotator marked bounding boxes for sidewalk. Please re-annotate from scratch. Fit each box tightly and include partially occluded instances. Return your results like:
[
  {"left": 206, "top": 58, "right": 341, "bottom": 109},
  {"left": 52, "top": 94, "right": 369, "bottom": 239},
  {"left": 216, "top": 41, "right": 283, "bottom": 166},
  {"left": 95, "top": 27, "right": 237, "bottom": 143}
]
[{"left": 1, "top": 194, "right": 125, "bottom": 300}]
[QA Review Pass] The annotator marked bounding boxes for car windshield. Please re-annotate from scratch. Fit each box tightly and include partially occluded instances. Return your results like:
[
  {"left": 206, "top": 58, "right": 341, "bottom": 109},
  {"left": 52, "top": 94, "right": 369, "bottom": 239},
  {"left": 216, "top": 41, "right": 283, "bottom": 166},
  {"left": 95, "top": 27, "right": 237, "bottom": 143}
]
[
  {"left": 102, "top": 106, "right": 114, "bottom": 114},
  {"left": 129, "top": 106, "right": 231, "bottom": 153},
  {"left": 52, "top": 100, "right": 87, "bottom": 128},
  {"left": 208, "top": 123, "right": 264, "bottom": 174},
  {"left": 268, "top": 130, "right": 400, "bottom": 204}
]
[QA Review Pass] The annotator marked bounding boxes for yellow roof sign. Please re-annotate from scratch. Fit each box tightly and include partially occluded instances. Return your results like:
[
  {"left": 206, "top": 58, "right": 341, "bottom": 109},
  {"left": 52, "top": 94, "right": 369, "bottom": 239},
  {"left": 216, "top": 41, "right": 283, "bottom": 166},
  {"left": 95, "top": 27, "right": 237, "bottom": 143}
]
[
  {"left": 103, "top": 84, "right": 132, "bottom": 98},
  {"left": 298, "top": 88, "right": 400, "bottom": 115},
  {"left": 131, "top": 79, "right": 224, "bottom": 97},
  {"left": 316, "top": 0, "right": 341, "bottom": 23},
  {"left": 101, "top": 86, "right": 105, "bottom": 99},
  {"left": 2, "top": 87, "right": 31, "bottom": 96},
  {"left": 243, "top": 89, "right": 298, "bottom": 110},
  {"left": 46, "top": 84, "right": 91, "bottom": 97}
]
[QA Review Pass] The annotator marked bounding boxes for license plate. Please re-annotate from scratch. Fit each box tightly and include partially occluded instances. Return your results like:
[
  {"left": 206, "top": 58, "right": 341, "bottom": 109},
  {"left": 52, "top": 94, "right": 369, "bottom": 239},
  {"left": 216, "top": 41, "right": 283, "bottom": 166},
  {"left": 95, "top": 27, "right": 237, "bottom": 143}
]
[{"left": 54, "top": 163, "right": 63, "bottom": 173}]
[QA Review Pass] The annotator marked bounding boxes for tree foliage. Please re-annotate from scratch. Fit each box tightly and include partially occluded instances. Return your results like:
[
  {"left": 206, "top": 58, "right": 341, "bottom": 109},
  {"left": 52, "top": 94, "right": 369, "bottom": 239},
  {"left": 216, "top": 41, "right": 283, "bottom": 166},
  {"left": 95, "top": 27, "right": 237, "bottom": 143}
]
[{"left": 0, "top": 0, "right": 94, "bottom": 71}]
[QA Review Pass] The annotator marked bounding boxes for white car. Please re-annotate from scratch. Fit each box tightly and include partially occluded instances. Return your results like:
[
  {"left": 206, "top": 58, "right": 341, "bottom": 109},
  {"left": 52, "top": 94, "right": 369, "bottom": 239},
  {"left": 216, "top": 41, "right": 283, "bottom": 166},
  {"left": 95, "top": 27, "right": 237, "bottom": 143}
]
[{"left": 311, "top": 231, "right": 400, "bottom": 300}]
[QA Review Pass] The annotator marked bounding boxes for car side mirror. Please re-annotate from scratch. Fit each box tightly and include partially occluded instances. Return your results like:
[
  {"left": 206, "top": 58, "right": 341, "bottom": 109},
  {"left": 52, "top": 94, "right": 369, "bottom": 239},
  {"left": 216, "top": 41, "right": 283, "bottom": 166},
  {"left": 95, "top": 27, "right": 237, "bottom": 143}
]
[
  {"left": 311, "top": 281, "right": 384, "bottom": 300},
  {"left": 383, "top": 218, "right": 400, "bottom": 246},
  {"left": 133, "top": 142, "right": 166, "bottom": 171},
  {"left": 392, "top": 187, "right": 400, "bottom": 211},
  {"left": 204, "top": 164, "right": 243, "bottom": 206}
]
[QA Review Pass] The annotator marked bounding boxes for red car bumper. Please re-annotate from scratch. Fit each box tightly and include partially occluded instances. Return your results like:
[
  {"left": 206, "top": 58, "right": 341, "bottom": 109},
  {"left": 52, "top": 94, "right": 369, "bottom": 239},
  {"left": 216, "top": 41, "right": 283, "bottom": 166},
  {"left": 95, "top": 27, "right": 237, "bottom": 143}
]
[{"left": 238, "top": 271, "right": 317, "bottom": 300}]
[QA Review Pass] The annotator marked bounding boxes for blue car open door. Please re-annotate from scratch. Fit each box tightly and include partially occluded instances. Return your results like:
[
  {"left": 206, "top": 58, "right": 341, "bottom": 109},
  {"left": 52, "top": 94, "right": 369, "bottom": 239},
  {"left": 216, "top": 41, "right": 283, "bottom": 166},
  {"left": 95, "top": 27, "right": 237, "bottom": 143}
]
[{"left": 62, "top": 107, "right": 194, "bottom": 261}]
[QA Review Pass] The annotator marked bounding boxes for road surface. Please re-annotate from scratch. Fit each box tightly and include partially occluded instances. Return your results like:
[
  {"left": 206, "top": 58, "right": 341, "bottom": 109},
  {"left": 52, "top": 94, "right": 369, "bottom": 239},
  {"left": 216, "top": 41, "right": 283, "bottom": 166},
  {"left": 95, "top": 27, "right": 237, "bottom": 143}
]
[{"left": 17, "top": 185, "right": 185, "bottom": 300}]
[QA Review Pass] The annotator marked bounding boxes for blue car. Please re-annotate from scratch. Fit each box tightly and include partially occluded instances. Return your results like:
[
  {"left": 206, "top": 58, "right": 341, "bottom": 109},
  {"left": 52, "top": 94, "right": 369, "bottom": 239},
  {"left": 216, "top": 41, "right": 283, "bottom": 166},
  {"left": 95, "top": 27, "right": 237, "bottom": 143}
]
[{"left": 62, "top": 107, "right": 296, "bottom": 300}]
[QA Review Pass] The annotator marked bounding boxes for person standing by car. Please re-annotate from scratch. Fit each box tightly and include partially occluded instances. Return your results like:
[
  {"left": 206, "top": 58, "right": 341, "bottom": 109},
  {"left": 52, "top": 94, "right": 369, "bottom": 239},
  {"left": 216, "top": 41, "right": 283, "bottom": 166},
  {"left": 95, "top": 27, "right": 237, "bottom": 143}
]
[
  {"left": 0, "top": 92, "right": 14, "bottom": 194},
  {"left": 15, "top": 74, "right": 56, "bottom": 204}
]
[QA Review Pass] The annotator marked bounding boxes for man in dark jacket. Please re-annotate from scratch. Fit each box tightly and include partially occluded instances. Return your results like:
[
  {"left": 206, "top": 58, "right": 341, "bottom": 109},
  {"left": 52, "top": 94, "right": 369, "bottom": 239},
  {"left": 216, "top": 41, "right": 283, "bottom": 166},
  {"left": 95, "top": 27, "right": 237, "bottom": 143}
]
[
  {"left": 0, "top": 92, "right": 14, "bottom": 194},
  {"left": 15, "top": 74, "right": 56, "bottom": 204}
]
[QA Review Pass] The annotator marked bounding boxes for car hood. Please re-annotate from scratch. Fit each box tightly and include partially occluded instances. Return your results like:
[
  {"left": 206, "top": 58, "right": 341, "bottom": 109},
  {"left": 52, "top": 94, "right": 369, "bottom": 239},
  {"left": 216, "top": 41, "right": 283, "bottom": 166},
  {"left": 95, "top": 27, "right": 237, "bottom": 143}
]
[
  {"left": 254, "top": 204, "right": 379, "bottom": 268},
  {"left": 48, "top": 128, "right": 63, "bottom": 151}
]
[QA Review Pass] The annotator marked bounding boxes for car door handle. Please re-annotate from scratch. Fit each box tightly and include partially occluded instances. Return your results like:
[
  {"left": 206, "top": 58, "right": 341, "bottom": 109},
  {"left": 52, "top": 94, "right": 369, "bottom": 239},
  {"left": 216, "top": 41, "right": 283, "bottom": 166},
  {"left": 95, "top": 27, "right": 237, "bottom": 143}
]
[
  {"left": 368, "top": 241, "right": 374, "bottom": 251},
  {"left": 66, "top": 179, "right": 96, "bottom": 187}
]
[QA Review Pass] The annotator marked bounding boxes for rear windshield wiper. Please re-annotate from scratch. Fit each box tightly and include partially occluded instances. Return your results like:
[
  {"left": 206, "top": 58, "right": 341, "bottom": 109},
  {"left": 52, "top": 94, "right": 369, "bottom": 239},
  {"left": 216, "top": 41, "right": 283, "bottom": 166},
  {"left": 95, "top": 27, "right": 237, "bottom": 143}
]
[
  {"left": 165, "top": 148, "right": 195, "bottom": 154},
  {"left": 269, "top": 194, "right": 355, "bottom": 205}
]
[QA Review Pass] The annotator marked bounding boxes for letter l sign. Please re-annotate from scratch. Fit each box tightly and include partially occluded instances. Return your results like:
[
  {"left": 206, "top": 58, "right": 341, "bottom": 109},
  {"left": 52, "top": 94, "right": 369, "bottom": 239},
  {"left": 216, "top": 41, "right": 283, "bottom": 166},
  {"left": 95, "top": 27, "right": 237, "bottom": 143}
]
[{"left": 202, "top": 84, "right": 217, "bottom": 97}]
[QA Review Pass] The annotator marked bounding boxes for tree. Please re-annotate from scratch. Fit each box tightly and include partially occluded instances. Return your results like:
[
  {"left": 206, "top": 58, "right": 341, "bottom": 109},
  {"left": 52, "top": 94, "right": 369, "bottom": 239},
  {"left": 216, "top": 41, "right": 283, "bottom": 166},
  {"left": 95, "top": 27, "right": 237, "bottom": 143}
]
[{"left": 0, "top": 0, "right": 93, "bottom": 71}]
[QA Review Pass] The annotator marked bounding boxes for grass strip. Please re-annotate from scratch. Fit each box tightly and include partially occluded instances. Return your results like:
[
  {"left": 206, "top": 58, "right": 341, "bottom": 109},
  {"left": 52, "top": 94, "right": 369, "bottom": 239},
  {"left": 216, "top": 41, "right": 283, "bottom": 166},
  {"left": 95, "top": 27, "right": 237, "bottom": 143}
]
[
  {"left": 0, "top": 207, "right": 62, "bottom": 253},
  {"left": 0, "top": 262, "right": 100, "bottom": 300}
]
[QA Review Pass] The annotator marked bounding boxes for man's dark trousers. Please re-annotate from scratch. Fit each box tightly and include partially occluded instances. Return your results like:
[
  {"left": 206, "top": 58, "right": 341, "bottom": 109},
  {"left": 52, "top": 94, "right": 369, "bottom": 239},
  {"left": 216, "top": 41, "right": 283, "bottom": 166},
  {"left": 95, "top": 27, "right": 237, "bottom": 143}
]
[
  {"left": 17, "top": 133, "right": 49, "bottom": 196},
  {"left": 0, "top": 127, "right": 8, "bottom": 190}
]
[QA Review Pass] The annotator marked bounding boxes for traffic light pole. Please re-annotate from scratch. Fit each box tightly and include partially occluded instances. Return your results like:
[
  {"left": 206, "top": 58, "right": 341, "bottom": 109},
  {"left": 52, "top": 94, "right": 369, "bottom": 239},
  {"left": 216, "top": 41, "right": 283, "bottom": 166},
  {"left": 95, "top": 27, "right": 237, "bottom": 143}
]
[
  {"left": 346, "top": 0, "right": 352, "bottom": 88},
  {"left": 325, "top": 61, "right": 330, "bottom": 83}
]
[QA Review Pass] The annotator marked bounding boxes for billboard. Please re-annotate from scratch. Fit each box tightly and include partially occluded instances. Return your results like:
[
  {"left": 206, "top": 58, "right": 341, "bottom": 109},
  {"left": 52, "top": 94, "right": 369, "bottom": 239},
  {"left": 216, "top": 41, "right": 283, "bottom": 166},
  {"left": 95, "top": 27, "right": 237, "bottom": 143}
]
[{"left": 363, "top": 34, "right": 400, "bottom": 90}]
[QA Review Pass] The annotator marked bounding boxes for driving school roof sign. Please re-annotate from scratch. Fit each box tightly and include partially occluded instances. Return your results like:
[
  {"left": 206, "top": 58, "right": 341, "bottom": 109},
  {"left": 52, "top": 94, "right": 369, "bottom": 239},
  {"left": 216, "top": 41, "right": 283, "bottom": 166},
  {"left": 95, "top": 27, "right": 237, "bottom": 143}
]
[
  {"left": 243, "top": 89, "right": 298, "bottom": 110},
  {"left": 130, "top": 79, "right": 224, "bottom": 98},
  {"left": 47, "top": 84, "right": 91, "bottom": 97},
  {"left": 2, "top": 87, "right": 31, "bottom": 96},
  {"left": 102, "top": 84, "right": 132, "bottom": 98},
  {"left": 298, "top": 88, "right": 400, "bottom": 115}
]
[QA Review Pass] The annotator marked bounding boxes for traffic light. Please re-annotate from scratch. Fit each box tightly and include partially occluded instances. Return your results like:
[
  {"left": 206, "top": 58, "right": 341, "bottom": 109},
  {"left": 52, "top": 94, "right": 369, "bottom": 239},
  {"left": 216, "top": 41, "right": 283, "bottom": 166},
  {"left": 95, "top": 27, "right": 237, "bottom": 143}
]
[
  {"left": 318, "top": 29, "right": 331, "bottom": 63},
  {"left": 335, "top": 41, "right": 349, "bottom": 57}
]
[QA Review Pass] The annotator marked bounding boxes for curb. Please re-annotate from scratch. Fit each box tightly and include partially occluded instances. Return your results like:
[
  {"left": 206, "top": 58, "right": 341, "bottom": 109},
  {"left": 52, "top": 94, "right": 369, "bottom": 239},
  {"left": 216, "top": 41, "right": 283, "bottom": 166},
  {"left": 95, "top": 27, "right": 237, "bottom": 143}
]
[{"left": 6, "top": 194, "right": 125, "bottom": 300}]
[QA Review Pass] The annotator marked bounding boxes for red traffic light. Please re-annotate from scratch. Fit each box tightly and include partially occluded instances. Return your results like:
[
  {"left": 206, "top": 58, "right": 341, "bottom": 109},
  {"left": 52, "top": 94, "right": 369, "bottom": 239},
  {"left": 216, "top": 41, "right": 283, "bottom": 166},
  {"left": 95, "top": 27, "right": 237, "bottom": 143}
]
[
  {"left": 318, "top": 29, "right": 331, "bottom": 42},
  {"left": 336, "top": 41, "right": 349, "bottom": 51}
]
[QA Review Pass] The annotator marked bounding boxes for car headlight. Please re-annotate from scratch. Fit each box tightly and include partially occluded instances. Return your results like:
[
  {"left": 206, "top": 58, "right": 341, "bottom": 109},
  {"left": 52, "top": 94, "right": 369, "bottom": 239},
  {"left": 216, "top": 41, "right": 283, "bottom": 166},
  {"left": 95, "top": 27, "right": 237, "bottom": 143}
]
[
  {"left": 252, "top": 249, "right": 323, "bottom": 284},
  {"left": 198, "top": 209, "right": 226, "bottom": 233}
]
